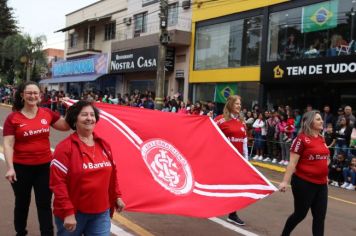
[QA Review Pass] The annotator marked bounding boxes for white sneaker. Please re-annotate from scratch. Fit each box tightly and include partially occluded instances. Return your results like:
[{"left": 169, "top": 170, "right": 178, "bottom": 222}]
[
  {"left": 263, "top": 157, "right": 271, "bottom": 162},
  {"left": 283, "top": 161, "right": 289, "bottom": 166},
  {"left": 341, "top": 182, "right": 350, "bottom": 188},
  {"left": 345, "top": 184, "right": 355, "bottom": 190},
  {"left": 252, "top": 155, "right": 259, "bottom": 160},
  {"left": 258, "top": 156, "right": 264, "bottom": 161},
  {"left": 331, "top": 181, "right": 338, "bottom": 187},
  {"left": 278, "top": 160, "right": 284, "bottom": 165},
  {"left": 272, "top": 158, "right": 277, "bottom": 163}
]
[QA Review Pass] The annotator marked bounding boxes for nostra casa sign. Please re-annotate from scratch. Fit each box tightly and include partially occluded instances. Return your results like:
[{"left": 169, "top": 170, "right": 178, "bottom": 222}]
[{"left": 110, "top": 46, "right": 174, "bottom": 73}]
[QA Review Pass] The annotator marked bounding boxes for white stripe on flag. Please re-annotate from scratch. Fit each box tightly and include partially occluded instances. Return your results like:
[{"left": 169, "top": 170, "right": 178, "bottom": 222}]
[
  {"left": 99, "top": 110, "right": 143, "bottom": 145},
  {"left": 195, "top": 182, "right": 276, "bottom": 191},
  {"left": 193, "top": 189, "right": 269, "bottom": 199},
  {"left": 99, "top": 115, "right": 141, "bottom": 150}
]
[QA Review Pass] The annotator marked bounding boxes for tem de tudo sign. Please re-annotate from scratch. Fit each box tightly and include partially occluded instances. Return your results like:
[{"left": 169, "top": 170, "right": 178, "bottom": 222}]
[
  {"left": 286, "top": 63, "right": 356, "bottom": 76},
  {"left": 261, "top": 56, "right": 356, "bottom": 82}
]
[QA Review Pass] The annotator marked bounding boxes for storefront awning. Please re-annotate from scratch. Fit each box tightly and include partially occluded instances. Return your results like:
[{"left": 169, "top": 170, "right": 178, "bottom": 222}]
[
  {"left": 55, "top": 14, "right": 112, "bottom": 32},
  {"left": 39, "top": 74, "right": 104, "bottom": 84}
]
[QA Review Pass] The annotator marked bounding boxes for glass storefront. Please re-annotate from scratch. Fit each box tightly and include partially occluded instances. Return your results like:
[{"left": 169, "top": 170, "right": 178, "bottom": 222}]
[
  {"left": 268, "top": 0, "right": 356, "bottom": 61},
  {"left": 194, "top": 15, "right": 262, "bottom": 70}
]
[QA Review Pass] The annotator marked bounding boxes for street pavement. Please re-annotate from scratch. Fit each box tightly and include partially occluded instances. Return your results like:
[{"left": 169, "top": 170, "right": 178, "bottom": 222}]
[{"left": 1, "top": 104, "right": 356, "bottom": 236}]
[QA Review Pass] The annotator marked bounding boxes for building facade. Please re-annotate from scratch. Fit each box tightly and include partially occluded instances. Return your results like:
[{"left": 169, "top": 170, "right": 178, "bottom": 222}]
[
  {"left": 110, "top": 0, "right": 192, "bottom": 100},
  {"left": 40, "top": 0, "right": 128, "bottom": 97},
  {"left": 190, "top": 0, "right": 356, "bottom": 111}
]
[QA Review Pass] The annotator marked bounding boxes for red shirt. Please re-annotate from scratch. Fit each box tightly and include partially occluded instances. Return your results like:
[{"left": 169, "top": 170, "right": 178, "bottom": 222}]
[
  {"left": 3, "top": 108, "right": 60, "bottom": 165},
  {"left": 290, "top": 133, "right": 330, "bottom": 184},
  {"left": 77, "top": 142, "right": 112, "bottom": 213},
  {"left": 214, "top": 115, "right": 247, "bottom": 153}
]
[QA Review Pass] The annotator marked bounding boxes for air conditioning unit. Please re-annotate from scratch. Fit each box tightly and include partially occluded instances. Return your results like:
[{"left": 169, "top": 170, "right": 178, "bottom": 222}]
[
  {"left": 182, "top": 0, "right": 191, "bottom": 9},
  {"left": 123, "top": 17, "right": 132, "bottom": 26}
]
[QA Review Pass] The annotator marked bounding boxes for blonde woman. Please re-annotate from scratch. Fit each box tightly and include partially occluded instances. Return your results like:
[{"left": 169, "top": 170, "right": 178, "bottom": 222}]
[
  {"left": 279, "top": 110, "right": 329, "bottom": 236},
  {"left": 214, "top": 95, "right": 248, "bottom": 226}
]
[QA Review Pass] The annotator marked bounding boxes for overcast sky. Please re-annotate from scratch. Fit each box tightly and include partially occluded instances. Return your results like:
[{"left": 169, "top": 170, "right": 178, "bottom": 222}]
[{"left": 8, "top": 0, "right": 98, "bottom": 49}]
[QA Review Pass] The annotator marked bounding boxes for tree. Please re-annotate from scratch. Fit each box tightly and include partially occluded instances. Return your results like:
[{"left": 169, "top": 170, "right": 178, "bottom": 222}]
[
  {"left": 0, "top": 0, "right": 18, "bottom": 84},
  {"left": 2, "top": 33, "right": 47, "bottom": 83}
]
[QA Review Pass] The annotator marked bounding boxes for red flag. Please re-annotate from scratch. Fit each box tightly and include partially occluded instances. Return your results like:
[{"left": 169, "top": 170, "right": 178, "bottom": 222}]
[{"left": 66, "top": 101, "right": 277, "bottom": 218}]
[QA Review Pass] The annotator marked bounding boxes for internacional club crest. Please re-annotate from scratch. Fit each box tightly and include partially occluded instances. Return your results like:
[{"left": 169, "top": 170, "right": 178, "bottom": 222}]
[{"left": 141, "top": 139, "right": 194, "bottom": 195}]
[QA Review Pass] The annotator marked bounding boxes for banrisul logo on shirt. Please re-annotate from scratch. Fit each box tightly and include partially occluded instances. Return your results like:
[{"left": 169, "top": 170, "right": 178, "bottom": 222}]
[{"left": 83, "top": 161, "right": 112, "bottom": 170}]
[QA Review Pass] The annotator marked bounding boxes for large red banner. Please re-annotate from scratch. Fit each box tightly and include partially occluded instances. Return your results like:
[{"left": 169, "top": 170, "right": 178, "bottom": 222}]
[{"left": 67, "top": 101, "right": 277, "bottom": 218}]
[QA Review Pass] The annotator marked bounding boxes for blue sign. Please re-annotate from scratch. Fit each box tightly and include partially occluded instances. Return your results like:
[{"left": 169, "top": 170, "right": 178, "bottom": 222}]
[{"left": 52, "top": 54, "right": 108, "bottom": 77}]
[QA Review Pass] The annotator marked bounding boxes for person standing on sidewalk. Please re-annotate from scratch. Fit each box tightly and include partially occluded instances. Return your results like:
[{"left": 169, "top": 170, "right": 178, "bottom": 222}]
[
  {"left": 279, "top": 110, "right": 330, "bottom": 236},
  {"left": 214, "top": 95, "right": 248, "bottom": 226},
  {"left": 3, "top": 81, "right": 70, "bottom": 236}
]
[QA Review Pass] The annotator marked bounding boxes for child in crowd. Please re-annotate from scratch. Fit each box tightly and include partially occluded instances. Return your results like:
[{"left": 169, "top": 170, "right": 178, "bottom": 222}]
[
  {"left": 341, "top": 156, "right": 356, "bottom": 190},
  {"left": 324, "top": 123, "right": 336, "bottom": 158},
  {"left": 329, "top": 152, "right": 348, "bottom": 187}
]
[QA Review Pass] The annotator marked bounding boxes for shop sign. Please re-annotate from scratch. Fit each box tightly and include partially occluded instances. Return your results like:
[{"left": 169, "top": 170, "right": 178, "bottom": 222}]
[
  {"left": 261, "top": 56, "right": 356, "bottom": 83},
  {"left": 111, "top": 46, "right": 174, "bottom": 73},
  {"left": 53, "top": 54, "right": 108, "bottom": 77},
  {"left": 176, "top": 70, "right": 184, "bottom": 79}
]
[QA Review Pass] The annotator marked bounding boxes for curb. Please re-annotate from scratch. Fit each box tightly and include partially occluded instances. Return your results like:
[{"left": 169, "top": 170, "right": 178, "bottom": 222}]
[
  {"left": 0, "top": 103, "right": 12, "bottom": 108},
  {"left": 250, "top": 161, "right": 286, "bottom": 173}
]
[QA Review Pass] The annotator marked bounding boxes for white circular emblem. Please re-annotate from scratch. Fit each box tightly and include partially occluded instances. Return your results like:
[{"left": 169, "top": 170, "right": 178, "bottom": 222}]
[
  {"left": 304, "top": 137, "right": 311, "bottom": 144},
  {"left": 141, "top": 139, "right": 194, "bottom": 195},
  {"left": 41, "top": 119, "right": 48, "bottom": 125}
]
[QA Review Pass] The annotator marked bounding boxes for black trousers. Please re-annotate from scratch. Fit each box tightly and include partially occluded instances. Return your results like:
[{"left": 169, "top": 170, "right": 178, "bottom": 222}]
[
  {"left": 282, "top": 174, "right": 328, "bottom": 236},
  {"left": 11, "top": 163, "right": 53, "bottom": 236}
]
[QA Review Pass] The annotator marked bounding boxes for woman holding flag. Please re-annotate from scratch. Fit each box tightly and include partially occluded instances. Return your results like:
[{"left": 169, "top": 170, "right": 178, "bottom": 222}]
[
  {"left": 50, "top": 100, "right": 125, "bottom": 235},
  {"left": 279, "top": 110, "right": 329, "bottom": 236},
  {"left": 214, "top": 95, "right": 248, "bottom": 226}
]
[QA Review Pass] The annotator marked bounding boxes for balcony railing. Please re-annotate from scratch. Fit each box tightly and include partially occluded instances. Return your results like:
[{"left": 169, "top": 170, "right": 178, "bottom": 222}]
[{"left": 67, "top": 42, "right": 101, "bottom": 54}]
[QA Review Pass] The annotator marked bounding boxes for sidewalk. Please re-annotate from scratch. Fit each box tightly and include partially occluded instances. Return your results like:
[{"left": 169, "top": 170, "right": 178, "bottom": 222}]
[{"left": 250, "top": 160, "right": 286, "bottom": 173}]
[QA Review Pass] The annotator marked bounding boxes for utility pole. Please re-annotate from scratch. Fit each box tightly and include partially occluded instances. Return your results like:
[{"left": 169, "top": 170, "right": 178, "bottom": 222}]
[{"left": 155, "top": 0, "right": 170, "bottom": 110}]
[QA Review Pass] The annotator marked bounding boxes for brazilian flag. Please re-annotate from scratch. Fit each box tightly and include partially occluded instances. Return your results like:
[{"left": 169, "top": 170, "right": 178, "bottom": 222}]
[
  {"left": 214, "top": 83, "right": 237, "bottom": 103},
  {"left": 302, "top": 0, "right": 338, "bottom": 33}
]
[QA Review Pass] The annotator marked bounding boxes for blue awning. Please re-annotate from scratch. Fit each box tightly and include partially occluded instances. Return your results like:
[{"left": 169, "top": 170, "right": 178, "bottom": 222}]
[{"left": 39, "top": 74, "right": 105, "bottom": 84}]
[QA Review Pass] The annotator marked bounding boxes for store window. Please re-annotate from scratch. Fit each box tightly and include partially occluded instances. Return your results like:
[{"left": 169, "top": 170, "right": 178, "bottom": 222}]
[
  {"left": 194, "top": 15, "right": 262, "bottom": 70},
  {"left": 104, "top": 21, "right": 116, "bottom": 41},
  {"left": 134, "top": 12, "right": 148, "bottom": 37},
  {"left": 268, "top": 0, "right": 356, "bottom": 61}
]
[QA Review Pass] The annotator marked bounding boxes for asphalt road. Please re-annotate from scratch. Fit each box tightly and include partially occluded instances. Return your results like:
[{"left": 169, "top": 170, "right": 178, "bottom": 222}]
[{"left": 0, "top": 104, "right": 355, "bottom": 236}]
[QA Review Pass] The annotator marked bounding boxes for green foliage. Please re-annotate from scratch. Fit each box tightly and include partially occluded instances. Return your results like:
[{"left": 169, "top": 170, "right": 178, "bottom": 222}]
[{"left": 1, "top": 33, "right": 47, "bottom": 84}]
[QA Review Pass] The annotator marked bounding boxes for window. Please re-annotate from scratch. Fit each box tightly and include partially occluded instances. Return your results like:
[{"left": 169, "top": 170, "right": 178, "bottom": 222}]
[
  {"left": 194, "top": 15, "right": 262, "bottom": 70},
  {"left": 134, "top": 12, "right": 147, "bottom": 36},
  {"left": 104, "top": 21, "right": 116, "bottom": 40},
  {"left": 142, "top": 0, "right": 158, "bottom": 7},
  {"left": 84, "top": 26, "right": 95, "bottom": 49},
  {"left": 168, "top": 3, "right": 179, "bottom": 26},
  {"left": 69, "top": 33, "right": 78, "bottom": 48},
  {"left": 268, "top": 0, "right": 356, "bottom": 61}
]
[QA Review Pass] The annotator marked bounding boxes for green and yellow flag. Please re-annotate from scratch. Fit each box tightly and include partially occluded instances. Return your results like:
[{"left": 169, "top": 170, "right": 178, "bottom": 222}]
[
  {"left": 214, "top": 83, "right": 237, "bottom": 103},
  {"left": 302, "top": 0, "right": 338, "bottom": 33}
]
